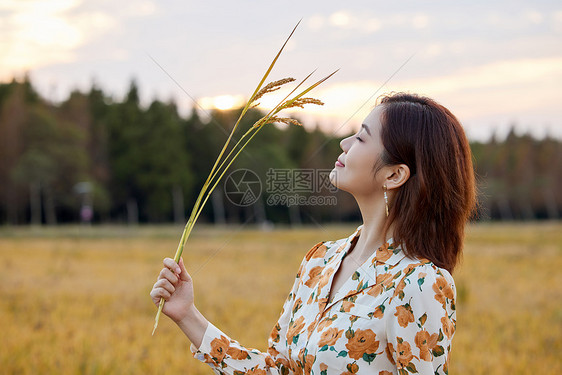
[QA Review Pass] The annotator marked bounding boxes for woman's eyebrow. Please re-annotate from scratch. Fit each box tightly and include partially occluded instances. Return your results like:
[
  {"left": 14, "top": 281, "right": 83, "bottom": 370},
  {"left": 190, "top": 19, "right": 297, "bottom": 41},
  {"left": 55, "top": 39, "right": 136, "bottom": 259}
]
[{"left": 361, "top": 124, "right": 372, "bottom": 136}]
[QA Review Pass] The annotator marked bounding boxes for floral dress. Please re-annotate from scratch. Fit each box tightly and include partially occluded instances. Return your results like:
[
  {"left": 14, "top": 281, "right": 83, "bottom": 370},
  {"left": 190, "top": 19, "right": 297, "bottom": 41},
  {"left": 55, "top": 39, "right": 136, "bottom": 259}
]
[{"left": 191, "top": 225, "right": 456, "bottom": 374}]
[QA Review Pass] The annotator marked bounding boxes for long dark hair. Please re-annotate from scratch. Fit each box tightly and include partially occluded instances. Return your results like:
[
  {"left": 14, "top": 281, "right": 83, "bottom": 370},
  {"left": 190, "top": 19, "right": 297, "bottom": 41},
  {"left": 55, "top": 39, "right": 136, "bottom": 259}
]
[{"left": 377, "top": 93, "right": 476, "bottom": 273}]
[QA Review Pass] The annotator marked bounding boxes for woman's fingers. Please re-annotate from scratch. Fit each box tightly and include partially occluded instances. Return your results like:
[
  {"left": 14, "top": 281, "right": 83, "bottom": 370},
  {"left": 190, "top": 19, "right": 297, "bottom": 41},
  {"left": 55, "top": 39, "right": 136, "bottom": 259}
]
[
  {"left": 159, "top": 267, "right": 179, "bottom": 285},
  {"left": 161, "top": 257, "right": 191, "bottom": 282},
  {"left": 154, "top": 278, "right": 175, "bottom": 294},
  {"left": 150, "top": 257, "right": 193, "bottom": 309},
  {"left": 150, "top": 284, "right": 171, "bottom": 303},
  {"left": 163, "top": 257, "right": 181, "bottom": 274},
  {"left": 178, "top": 258, "right": 191, "bottom": 282}
]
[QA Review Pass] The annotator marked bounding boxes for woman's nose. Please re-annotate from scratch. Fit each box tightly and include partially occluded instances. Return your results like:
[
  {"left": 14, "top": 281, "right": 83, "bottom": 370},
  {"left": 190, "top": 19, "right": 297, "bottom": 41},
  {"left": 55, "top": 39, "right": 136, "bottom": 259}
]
[{"left": 340, "top": 135, "right": 353, "bottom": 152}]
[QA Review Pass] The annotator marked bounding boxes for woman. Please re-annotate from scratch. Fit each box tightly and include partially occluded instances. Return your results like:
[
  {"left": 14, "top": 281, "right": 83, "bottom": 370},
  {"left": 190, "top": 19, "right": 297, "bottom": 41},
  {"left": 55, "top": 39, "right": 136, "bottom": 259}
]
[{"left": 150, "top": 93, "right": 476, "bottom": 374}]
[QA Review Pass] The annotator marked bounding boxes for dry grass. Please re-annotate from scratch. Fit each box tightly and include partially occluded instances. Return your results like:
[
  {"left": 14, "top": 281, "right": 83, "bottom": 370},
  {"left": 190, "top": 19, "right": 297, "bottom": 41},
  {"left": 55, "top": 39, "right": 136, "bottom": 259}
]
[{"left": 0, "top": 222, "right": 560, "bottom": 374}]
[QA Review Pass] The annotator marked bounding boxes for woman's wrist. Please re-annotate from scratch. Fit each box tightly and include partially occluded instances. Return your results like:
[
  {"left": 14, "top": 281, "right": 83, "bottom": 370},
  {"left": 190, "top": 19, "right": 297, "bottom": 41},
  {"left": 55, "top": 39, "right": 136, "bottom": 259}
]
[{"left": 176, "top": 305, "right": 209, "bottom": 349}]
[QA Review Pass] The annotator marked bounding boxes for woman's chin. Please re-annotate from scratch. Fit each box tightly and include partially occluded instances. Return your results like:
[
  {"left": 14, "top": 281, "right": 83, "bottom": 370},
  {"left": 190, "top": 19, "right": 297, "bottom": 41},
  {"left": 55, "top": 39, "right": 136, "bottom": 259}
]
[
  {"left": 329, "top": 169, "right": 338, "bottom": 186},
  {"left": 329, "top": 170, "right": 347, "bottom": 192}
]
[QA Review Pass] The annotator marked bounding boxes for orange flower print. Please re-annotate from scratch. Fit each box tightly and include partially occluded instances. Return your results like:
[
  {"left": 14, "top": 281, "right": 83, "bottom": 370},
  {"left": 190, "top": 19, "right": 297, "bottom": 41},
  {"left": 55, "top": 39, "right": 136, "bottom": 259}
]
[
  {"left": 274, "top": 356, "right": 291, "bottom": 370},
  {"left": 319, "top": 363, "right": 328, "bottom": 372},
  {"left": 305, "top": 242, "right": 326, "bottom": 261},
  {"left": 367, "top": 285, "right": 382, "bottom": 298},
  {"left": 318, "top": 327, "right": 344, "bottom": 347},
  {"left": 402, "top": 263, "right": 420, "bottom": 277},
  {"left": 265, "top": 356, "right": 275, "bottom": 368},
  {"left": 441, "top": 316, "right": 455, "bottom": 339},
  {"left": 307, "top": 317, "right": 318, "bottom": 337},
  {"left": 268, "top": 346, "right": 279, "bottom": 357},
  {"left": 396, "top": 338, "right": 415, "bottom": 369},
  {"left": 201, "top": 353, "right": 214, "bottom": 365},
  {"left": 393, "top": 278, "right": 407, "bottom": 300},
  {"left": 246, "top": 367, "right": 267, "bottom": 375},
  {"left": 305, "top": 266, "right": 323, "bottom": 288},
  {"left": 226, "top": 346, "right": 249, "bottom": 360},
  {"left": 318, "top": 268, "right": 335, "bottom": 290},
  {"left": 444, "top": 350, "right": 451, "bottom": 373},
  {"left": 316, "top": 316, "right": 334, "bottom": 332},
  {"left": 372, "top": 305, "right": 384, "bottom": 319},
  {"left": 394, "top": 304, "right": 415, "bottom": 328},
  {"left": 209, "top": 335, "right": 230, "bottom": 363},
  {"left": 287, "top": 316, "right": 306, "bottom": 344},
  {"left": 293, "top": 297, "right": 303, "bottom": 314},
  {"left": 385, "top": 342, "right": 396, "bottom": 365},
  {"left": 341, "top": 299, "right": 354, "bottom": 312},
  {"left": 346, "top": 362, "right": 359, "bottom": 373},
  {"left": 310, "top": 243, "right": 328, "bottom": 259},
  {"left": 269, "top": 322, "right": 281, "bottom": 343},
  {"left": 374, "top": 242, "right": 393, "bottom": 263},
  {"left": 414, "top": 330, "right": 439, "bottom": 361},
  {"left": 307, "top": 292, "right": 315, "bottom": 304},
  {"left": 290, "top": 357, "right": 303, "bottom": 375},
  {"left": 340, "top": 362, "right": 360, "bottom": 375},
  {"left": 297, "top": 348, "right": 315, "bottom": 375},
  {"left": 377, "top": 273, "right": 394, "bottom": 287},
  {"left": 318, "top": 297, "right": 329, "bottom": 311},
  {"left": 304, "top": 354, "right": 315, "bottom": 374},
  {"left": 367, "top": 272, "right": 394, "bottom": 297},
  {"left": 379, "top": 372, "right": 393, "bottom": 375},
  {"left": 433, "top": 276, "right": 454, "bottom": 306},
  {"left": 345, "top": 328, "right": 380, "bottom": 360}
]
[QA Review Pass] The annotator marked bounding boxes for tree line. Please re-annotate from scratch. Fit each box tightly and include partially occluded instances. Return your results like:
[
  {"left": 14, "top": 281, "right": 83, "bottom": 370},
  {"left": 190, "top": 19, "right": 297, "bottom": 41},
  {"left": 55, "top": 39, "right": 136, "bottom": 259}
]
[{"left": 0, "top": 76, "right": 560, "bottom": 225}]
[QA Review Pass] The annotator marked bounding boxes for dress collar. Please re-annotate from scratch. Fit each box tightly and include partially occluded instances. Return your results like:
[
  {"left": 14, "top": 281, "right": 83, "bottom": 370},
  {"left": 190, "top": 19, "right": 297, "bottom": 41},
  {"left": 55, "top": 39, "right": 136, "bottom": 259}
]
[
  {"left": 348, "top": 225, "right": 405, "bottom": 267},
  {"left": 319, "top": 225, "right": 407, "bottom": 311}
]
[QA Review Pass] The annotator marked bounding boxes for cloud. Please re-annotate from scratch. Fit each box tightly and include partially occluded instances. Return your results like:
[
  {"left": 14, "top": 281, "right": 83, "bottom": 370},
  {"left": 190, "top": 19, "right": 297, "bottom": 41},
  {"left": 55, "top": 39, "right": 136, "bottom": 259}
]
[
  {"left": 306, "top": 10, "right": 427, "bottom": 35},
  {"left": 552, "top": 10, "right": 562, "bottom": 32},
  {"left": 412, "top": 13, "right": 429, "bottom": 29},
  {"left": 525, "top": 10, "right": 544, "bottom": 25},
  {"left": 0, "top": 0, "right": 119, "bottom": 78},
  {"left": 402, "top": 57, "right": 562, "bottom": 93},
  {"left": 307, "top": 15, "right": 325, "bottom": 31},
  {"left": 329, "top": 11, "right": 351, "bottom": 28},
  {"left": 127, "top": 0, "right": 157, "bottom": 17},
  {"left": 257, "top": 57, "right": 562, "bottom": 137},
  {"left": 0, "top": 0, "right": 158, "bottom": 80}
]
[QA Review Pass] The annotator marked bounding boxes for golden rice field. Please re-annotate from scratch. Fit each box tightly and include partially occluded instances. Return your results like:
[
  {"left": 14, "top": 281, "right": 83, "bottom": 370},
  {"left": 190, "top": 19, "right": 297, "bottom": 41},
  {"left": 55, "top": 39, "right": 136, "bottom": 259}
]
[{"left": 0, "top": 222, "right": 560, "bottom": 374}]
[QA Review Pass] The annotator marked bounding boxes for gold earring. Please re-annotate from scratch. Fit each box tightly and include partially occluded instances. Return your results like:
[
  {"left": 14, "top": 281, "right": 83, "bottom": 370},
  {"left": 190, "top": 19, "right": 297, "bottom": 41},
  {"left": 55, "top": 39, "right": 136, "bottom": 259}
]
[{"left": 383, "top": 184, "right": 389, "bottom": 217}]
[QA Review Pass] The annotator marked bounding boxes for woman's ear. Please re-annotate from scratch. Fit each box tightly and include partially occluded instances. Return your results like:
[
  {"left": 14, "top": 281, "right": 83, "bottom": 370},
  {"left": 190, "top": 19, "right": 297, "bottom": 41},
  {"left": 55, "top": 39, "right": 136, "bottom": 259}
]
[{"left": 385, "top": 163, "right": 410, "bottom": 190}]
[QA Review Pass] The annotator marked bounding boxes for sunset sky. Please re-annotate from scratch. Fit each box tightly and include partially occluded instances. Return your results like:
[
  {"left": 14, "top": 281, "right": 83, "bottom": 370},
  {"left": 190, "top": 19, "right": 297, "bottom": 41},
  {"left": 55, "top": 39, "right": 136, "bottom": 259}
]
[{"left": 1, "top": 0, "right": 561, "bottom": 140}]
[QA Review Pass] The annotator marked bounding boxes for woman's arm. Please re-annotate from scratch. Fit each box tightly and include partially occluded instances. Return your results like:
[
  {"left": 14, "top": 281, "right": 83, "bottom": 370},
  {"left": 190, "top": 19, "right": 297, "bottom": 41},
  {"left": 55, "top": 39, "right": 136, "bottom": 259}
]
[
  {"left": 150, "top": 257, "right": 208, "bottom": 348},
  {"left": 385, "top": 265, "right": 456, "bottom": 375},
  {"left": 150, "top": 244, "right": 314, "bottom": 374}
]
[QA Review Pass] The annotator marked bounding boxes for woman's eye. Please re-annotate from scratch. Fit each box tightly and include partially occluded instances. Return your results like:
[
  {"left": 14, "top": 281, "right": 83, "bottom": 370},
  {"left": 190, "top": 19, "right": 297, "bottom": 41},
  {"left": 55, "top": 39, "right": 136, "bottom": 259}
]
[{"left": 355, "top": 136, "right": 363, "bottom": 142}]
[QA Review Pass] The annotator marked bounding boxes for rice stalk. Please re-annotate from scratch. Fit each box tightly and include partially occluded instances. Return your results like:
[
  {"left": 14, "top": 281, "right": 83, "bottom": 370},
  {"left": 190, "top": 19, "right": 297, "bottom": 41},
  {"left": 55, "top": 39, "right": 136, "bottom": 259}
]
[
  {"left": 170, "top": 71, "right": 332, "bottom": 259},
  {"left": 152, "top": 21, "right": 336, "bottom": 335}
]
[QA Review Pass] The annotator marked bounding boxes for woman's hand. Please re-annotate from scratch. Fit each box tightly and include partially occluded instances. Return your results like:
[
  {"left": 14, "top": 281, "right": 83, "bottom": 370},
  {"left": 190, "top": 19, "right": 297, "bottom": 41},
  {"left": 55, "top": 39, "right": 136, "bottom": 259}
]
[{"left": 150, "top": 257, "right": 195, "bottom": 324}]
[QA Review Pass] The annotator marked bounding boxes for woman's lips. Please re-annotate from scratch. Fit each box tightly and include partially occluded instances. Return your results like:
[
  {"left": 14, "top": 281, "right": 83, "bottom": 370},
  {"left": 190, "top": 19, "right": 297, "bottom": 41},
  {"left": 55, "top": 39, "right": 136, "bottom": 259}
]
[{"left": 335, "top": 159, "right": 345, "bottom": 167}]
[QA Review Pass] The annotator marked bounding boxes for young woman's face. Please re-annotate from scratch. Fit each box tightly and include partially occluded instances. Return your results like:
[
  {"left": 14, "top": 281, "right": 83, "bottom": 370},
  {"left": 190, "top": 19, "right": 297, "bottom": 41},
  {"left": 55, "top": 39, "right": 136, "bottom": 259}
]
[{"left": 329, "top": 105, "right": 387, "bottom": 196}]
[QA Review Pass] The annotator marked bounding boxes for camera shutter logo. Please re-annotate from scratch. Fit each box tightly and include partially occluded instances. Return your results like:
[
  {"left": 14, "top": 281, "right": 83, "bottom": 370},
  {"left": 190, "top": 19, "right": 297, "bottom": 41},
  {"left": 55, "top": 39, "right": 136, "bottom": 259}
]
[{"left": 224, "top": 169, "right": 262, "bottom": 207}]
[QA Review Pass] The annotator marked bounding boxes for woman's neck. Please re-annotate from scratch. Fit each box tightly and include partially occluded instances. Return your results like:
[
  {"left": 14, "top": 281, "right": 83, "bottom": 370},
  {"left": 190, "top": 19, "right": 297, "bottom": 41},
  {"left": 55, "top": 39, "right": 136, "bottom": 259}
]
[{"left": 352, "top": 193, "right": 391, "bottom": 258}]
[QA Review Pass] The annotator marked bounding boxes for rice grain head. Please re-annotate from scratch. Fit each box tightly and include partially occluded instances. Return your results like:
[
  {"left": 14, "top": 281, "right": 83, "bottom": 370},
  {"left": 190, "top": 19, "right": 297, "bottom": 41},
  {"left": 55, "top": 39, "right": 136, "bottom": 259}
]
[
  {"left": 252, "top": 78, "right": 296, "bottom": 103},
  {"left": 270, "top": 116, "right": 303, "bottom": 127},
  {"left": 283, "top": 97, "right": 324, "bottom": 109}
]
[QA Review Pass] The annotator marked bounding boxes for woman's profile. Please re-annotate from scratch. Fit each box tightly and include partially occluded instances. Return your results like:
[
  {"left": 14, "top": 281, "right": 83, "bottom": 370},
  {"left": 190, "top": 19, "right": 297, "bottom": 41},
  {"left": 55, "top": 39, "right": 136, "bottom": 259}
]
[{"left": 150, "top": 92, "right": 476, "bottom": 374}]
